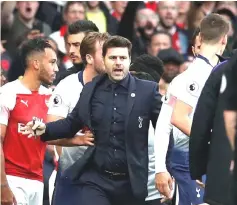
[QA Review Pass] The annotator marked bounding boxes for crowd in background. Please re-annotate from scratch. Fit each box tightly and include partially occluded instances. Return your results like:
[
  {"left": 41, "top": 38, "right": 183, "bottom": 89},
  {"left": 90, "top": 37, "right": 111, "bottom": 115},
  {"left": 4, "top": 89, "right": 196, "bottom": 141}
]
[{"left": 1, "top": 1, "right": 237, "bottom": 205}]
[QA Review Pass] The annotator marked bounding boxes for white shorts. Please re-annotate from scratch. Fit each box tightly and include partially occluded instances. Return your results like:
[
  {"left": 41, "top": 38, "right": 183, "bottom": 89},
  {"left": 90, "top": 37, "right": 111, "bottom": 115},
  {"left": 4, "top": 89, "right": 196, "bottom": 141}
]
[{"left": 6, "top": 175, "right": 44, "bottom": 205}]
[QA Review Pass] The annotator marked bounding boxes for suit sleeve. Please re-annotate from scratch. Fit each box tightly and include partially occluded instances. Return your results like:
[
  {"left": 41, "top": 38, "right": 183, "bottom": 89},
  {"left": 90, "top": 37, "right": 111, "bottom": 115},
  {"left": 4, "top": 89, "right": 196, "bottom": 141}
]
[
  {"left": 41, "top": 99, "right": 83, "bottom": 141},
  {"left": 151, "top": 84, "right": 162, "bottom": 129},
  {"left": 189, "top": 71, "right": 220, "bottom": 179}
]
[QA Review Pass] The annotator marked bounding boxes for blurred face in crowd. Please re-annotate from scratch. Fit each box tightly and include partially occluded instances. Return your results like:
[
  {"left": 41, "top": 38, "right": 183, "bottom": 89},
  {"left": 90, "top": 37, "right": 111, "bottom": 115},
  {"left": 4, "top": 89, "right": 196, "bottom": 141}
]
[
  {"left": 158, "top": 1, "right": 178, "bottom": 28},
  {"left": 64, "top": 3, "right": 85, "bottom": 25},
  {"left": 112, "top": 1, "right": 128, "bottom": 15},
  {"left": 17, "top": 1, "right": 39, "bottom": 21},
  {"left": 87, "top": 1, "right": 100, "bottom": 9},
  {"left": 219, "top": 14, "right": 234, "bottom": 37},
  {"left": 0, "top": 72, "right": 7, "bottom": 86},
  {"left": 66, "top": 32, "right": 85, "bottom": 64},
  {"left": 216, "top": 1, "right": 237, "bottom": 16},
  {"left": 192, "top": 34, "right": 201, "bottom": 57},
  {"left": 38, "top": 48, "right": 58, "bottom": 85},
  {"left": 177, "top": 1, "right": 191, "bottom": 14},
  {"left": 88, "top": 40, "right": 106, "bottom": 74},
  {"left": 104, "top": 47, "right": 131, "bottom": 82},
  {"left": 148, "top": 33, "right": 172, "bottom": 56},
  {"left": 136, "top": 8, "right": 159, "bottom": 37},
  {"left": 164, "top": 62, "right": 180, "bottom": 80}
]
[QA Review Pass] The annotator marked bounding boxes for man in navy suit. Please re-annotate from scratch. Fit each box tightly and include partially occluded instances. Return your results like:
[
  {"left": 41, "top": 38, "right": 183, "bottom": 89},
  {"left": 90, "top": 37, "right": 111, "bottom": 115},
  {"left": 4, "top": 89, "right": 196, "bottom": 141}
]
[{"left": 22, "top": 36, "right": 162, "bottom": 205}]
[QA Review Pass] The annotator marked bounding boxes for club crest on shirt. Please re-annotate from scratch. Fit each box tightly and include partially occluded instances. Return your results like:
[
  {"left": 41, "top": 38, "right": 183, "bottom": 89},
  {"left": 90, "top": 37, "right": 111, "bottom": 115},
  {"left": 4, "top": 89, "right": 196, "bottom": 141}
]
[
  {"left": 52, "top": 94, "right": 62, "bottom": 107},
  {"left": 186, "top": 81, "right": 199, "bottom": 96}
]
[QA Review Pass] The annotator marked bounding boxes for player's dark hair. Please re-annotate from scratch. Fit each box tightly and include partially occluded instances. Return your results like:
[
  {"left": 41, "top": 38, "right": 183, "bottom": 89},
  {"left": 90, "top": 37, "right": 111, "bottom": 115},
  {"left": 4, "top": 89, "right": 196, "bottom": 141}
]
[
  {"left": 20, "top": 37, "right": 54, "bottom": 68},
  {"left": 102, "top": 36, "right": 132, "bottom": 57},
  {"left": 130, "top": 54, "right": 164, "bottom": 82},
  {"left": 64, "top": 20, "right": 99, "bottom": 41}
]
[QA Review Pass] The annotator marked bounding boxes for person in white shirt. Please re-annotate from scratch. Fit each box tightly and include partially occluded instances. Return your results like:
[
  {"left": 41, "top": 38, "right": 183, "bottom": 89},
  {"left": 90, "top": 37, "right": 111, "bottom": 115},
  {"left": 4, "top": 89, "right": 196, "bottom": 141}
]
[
  {"left": 47, "top": 32, "right": 110, "bottom": 205},
  {"left": 154, "top": 13, "right": 229, "bottom": 205}
]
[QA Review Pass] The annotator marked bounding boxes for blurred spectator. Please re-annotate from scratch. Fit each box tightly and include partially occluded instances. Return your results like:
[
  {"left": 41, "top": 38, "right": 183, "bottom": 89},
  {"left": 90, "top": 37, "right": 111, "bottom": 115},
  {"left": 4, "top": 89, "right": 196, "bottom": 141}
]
[
  {"left": 0, "top": 69, "right": 7, "bottom": 86},
  {"left": 147, "top": 31, "right": 172, "bottom": 56},
  {"left": 36, "top": 1, "right": 65, "bottom": 32},
  {"left": 215, "top": 1, "right": 237, "bottom": 16},
  {"left": 132, "top": 6, "right": 159, "bottom": 58},
  {"left": 187, "top": 3, "right": 206, "bottom": 39},
  {"left": 86, "top": 1, "right": 118, "bottom": 34},
  {"left": 158, "top": 48, "right": 184, "bottom": 81},
  {"left": 2, "top": 1, "right": 51, "bottom": 57},
  {"left": 157, "top": 1, "right": 189, "bottom": 55},
  {"left": 159, "top": 72, "right": 173, "bottom": 96},
  {"left": 0, "top": 41, "right": 12, "bottom": 75},
  {"left": 176, "top": 1, "right": 191, "bottom": 29},
  {"left": 216, "top": 8, "right": 237, "bottom": 56},
  {"left": 110, "top": 1, "right": 128, "bottom": 22},
  {"left": 50, "top": 2, "right": 86, "bottom": 55}
]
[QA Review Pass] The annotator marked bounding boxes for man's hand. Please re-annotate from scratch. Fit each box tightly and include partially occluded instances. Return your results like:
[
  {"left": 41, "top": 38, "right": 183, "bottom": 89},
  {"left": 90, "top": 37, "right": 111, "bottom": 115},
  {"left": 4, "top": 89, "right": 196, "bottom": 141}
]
[
  {"left": 71, "top": 131, "right": 95, "bottom": 146},
  {"left": 155, "top": 172, "right": 174, "bottom": 199},
  {"left": 21, "top": 119, "right": 46, "bottom": 138},
  {"left": 1, "top": 184, "right": 17, "bottom": 205},
  {"left": 196, "top": 179, "right": 205, "bottom": 189}
]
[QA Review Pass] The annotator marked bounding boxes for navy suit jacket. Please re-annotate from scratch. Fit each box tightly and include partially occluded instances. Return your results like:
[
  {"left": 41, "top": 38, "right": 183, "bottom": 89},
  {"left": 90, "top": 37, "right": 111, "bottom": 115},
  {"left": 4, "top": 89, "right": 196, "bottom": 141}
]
[{"left": 42, "top": 73, "right": 162, "bottom": 199}]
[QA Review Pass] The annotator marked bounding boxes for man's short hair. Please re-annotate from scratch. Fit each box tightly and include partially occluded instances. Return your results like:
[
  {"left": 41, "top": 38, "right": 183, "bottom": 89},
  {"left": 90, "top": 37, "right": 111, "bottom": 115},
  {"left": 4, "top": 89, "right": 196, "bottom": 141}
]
[
  {"left": 20, "top": 37, "right": 54, "bottom": 68},
  {"left": 200, "top": 13, "right": 229, "bottom": 44},
  {"left": 64, "top": 20, "right": 99, "bottom": 41},
  {"left": 80, "top": 32, "right": 110, "bottom": 64},
  {"left": 102, "top": 36, "right": 132, "bottom": 57},
  {"left": 130, "top": 54, "right": 164, "bottom": 82}
]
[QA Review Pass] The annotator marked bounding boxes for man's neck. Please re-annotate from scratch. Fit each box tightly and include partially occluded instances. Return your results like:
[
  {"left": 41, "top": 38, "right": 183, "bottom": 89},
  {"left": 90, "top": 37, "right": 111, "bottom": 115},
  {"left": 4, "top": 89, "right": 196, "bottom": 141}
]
[
  {"left": 83, "top": 65, "right": 99, "bottom": 84},
  {"left": 21, "top": 69, "right": 41, "bottom": 91},
  {"left": 157, "top": 23, "right": 176, "bottom": 35},
  {"left": 18, "top": 13, "right": 35, "bottom": 28},
  {"left": 199, "top": 44, "right": 222, "bottom": 67},
  {"left": 88, "top": 6, "right": 100, "bottom": 13}
]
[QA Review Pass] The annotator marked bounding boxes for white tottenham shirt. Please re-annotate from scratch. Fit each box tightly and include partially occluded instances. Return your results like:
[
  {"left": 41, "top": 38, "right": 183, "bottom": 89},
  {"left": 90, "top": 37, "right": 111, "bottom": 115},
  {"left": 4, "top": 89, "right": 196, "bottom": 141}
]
[
  {"left": 47, "top": 72, "right": 85, "bottom": 172},
  {"left": 154, "top": 56, "right": 214, "bottom": 174}
]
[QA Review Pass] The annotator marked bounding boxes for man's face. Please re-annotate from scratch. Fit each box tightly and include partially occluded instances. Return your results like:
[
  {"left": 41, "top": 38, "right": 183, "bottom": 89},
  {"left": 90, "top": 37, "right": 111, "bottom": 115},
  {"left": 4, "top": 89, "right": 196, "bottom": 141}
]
[
  {"left": 39, "top": 48, "right": 58, "bottom": 85},
  {"left": 66, "top": 33, "right": 85, "bottom": 64},
  {"left": 64, "top": 3, "right": 85, "bottom": 25},
  {"left": 192, "top": 34, "right": 201, "bottom": 57},
  {"left": 87, "top": 1, "right": 99, "bottom": 9},
  {"left": 112, "top": 1, "right": 128, "bottom": 14},
  {"left": 91, "top": 41, "right": 106, "bottom": 74},
  {"left": 136, "top": 8, "right": 158, "bottom": 37},
  {"left": 17, "top": 1, "right": 39, "bottom": 21},
  {"left": 158, "top": 1, "right": 178, "bottom": 29},
  {"left": 148, "top": 34, "right": 171, "bottom": 56},
  {"left": 164, "top": 62, "right": 180, "bottom": 80},
  {"left": 104, "top": 47, "right": 131, "bottom": 82},
  {"left": 176, "top": 1, "right": 191, "bottom": 14}
]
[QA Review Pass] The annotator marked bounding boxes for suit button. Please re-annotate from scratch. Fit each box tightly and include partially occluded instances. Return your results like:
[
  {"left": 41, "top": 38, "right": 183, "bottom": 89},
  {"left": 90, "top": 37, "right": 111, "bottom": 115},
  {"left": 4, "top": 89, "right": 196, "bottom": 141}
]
[
  {"left": 115, "top": 93, "right": 117, "bottom": 96},
  {"left": 114, "top": 107, "right": 116, "bottom": 110}
]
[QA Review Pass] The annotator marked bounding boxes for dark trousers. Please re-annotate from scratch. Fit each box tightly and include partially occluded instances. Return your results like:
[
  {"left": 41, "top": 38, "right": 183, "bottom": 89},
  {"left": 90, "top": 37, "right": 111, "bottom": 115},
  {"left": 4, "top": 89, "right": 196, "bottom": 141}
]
[{"left": 78, "top": 168, "right": 144, "bottom": 205}]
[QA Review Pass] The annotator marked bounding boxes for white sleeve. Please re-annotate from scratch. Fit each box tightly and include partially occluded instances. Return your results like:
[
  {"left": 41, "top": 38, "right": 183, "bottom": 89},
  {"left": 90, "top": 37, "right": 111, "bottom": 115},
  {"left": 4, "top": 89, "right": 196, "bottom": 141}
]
[
  {"left": 177, "top": 79, "right": 200, "bottom": 107},
  {"left": 0, "top": 89, "right": 16, "bottom": 126},
  {"left": 47, "top": 80, "right": 70, "bottom": 118},
  {"left": 154, "top": 89, "right": 177, "bottom": 173}
]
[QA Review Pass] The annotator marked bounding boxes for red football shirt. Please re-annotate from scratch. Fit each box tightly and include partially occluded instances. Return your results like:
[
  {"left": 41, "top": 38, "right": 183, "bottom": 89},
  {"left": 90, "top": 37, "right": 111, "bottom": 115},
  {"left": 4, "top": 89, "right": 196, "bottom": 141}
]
[{"left": 0, "top": 80, "right": 51, "bottom": 181}]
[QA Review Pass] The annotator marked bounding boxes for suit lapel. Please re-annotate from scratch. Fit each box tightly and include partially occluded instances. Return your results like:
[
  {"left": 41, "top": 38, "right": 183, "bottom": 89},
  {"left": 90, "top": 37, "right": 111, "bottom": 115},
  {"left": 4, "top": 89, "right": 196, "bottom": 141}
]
[{"left": 125, "top": 75, "right": 136, "bottom": 128}]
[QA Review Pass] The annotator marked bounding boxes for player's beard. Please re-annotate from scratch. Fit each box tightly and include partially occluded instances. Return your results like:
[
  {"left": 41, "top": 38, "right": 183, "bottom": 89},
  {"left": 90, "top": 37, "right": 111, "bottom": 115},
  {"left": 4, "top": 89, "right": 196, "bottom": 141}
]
[{"left": 39, "top": 67, "right": 52, "bottom": 86}]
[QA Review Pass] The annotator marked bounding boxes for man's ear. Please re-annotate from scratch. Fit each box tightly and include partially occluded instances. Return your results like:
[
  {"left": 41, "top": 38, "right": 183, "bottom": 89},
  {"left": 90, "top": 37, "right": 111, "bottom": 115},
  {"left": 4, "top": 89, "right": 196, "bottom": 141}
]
[{"left": 86, "top": 54, "right": 93, "bottom": 65}]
